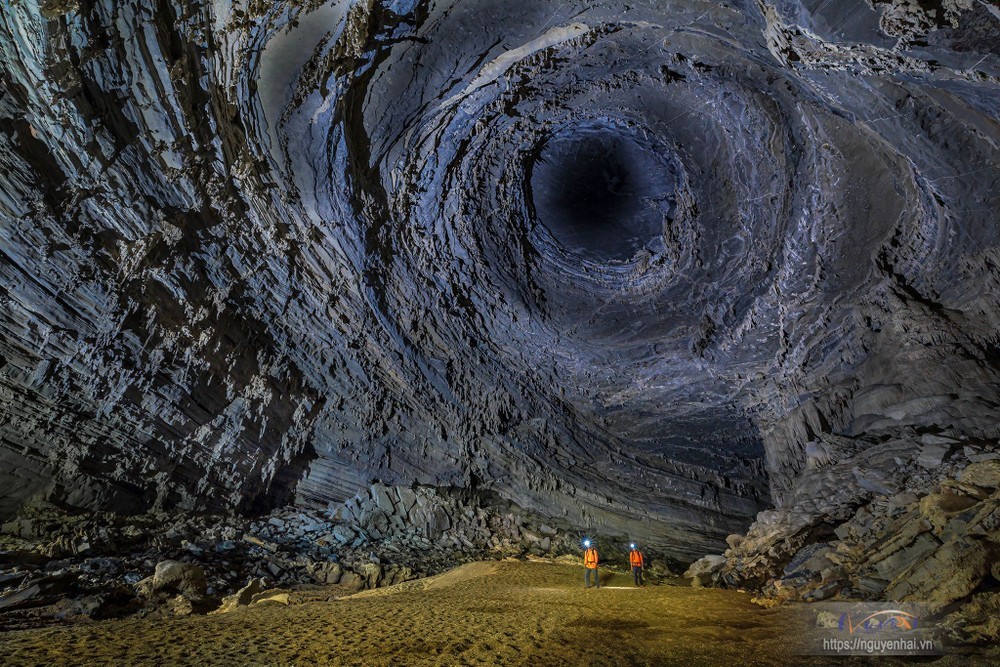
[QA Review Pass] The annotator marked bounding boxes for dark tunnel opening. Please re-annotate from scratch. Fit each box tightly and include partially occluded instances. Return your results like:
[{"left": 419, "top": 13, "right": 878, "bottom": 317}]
[{"left": 529, "top": 123, "right": 674, "bottom": 262}]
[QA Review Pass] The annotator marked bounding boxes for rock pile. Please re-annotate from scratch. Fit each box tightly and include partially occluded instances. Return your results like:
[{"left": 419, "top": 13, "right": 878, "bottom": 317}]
[
  {"left": 0, "top": 484, "right": 574, "bottom": 628},
  {"left": 684, "top": 433, "right": 1000, "bottom": 645}
]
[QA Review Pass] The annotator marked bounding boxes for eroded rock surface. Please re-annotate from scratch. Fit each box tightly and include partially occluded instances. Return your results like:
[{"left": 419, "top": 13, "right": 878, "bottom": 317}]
[
  {"left": 686, "top": 438, "right": 1000, "bottom": 644},
  {"left": 0, "top": 0, "right": 998, "bottom": 568},
  {"left": 0, "top": 483, "right": 588, "bottom": 627}
]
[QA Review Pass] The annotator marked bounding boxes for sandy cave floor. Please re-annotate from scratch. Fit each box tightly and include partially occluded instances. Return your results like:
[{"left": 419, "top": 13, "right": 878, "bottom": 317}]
[{"left": 1, "top": 560, "right": 996, "bottom": 667}]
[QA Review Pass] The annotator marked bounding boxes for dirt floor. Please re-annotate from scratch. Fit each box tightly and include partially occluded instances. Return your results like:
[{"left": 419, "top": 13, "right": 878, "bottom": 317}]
[{"left": 0, "top": 560, "right": 996, "bottom": 666}]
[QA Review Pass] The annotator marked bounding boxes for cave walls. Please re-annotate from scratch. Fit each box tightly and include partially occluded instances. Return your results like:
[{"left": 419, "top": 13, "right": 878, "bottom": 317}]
[{"left": 0, "top": 0, "right": 997, "bottom": 560}]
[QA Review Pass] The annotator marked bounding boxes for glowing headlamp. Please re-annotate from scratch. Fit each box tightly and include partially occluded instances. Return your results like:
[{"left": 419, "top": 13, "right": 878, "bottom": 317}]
[{"left": 583, "top": 539, "right": 591, "bottom": 547}]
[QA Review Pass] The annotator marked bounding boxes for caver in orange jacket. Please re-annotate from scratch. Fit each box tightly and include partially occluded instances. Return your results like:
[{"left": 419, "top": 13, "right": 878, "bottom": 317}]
[
  {"left": 629, "top": 549, "right": 644, "bottom": 567},
  {"left": 584, "top": 547, "right": 599, "bottom": 569}
]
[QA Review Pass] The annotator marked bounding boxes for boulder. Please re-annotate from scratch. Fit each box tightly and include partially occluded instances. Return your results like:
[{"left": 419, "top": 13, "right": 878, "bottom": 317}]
[
  {"left": 309, "top": 562, "right": 343, "bottom": 585},
  {"left": 369, "top": 510, "right": 390, "bottom": 537},
  {"left": 782, "top": 543, "right": 832, "bottom": 577},
  {"left": 55, "top": 587, "right": 139, "bottom": 621},
  {"left": 251, "top": 590, "right": 290, "bottom": 606},
  {"left": 960, "top": 460, "right": 1000, "bottom": 490},
  {"left": 802, "top": 580, "right": 842, "bottom": 602},
  {"left": 383, "top": 565, "right": 416, "bottom": 586},
  {"left": 212, "top": 578, "right": 264, "bottom": 614},
  {"left": 853, "top": 467, "right": 895, "bottom": 496},
  {"left": 0, "top": 571, "right": 29, "bottom": 589},
  {"left": 396, "top": 487, "right": 418, "bottom": 514},
  {"left": 967, "top": 499, "right": 1000, "bottom": 542},
  {"left": 920, "top": 492, "right": 979, "bottom": 534},
  {"left": 151, "top": 560, "right": 207, "bottom": 598},
  {"left": 371, "top": 485, "right": 397, "bottom": 514},
  {"left": 920, "top": 434, "right": 959, "bottom": 447},
  {"left": 171, "top": 594, "right": 194, "bottom": 616},
  {"left": 684, "top": 554, "right": 726, "bottom": 586},
  {"left": 917, "top": 442, "right": 951, "bottom": 468},
  {"left": 358, "top": 563, "right": 383, "bottom": 589},
  {"left": 963, "top": 446, "right": 1000, "bottom": 464},
  {"left": 338, "top": 571, "right": 365, "bottom": 592},
  {"left": 331, "top": 525, "right": 356, "bottom": 545}
]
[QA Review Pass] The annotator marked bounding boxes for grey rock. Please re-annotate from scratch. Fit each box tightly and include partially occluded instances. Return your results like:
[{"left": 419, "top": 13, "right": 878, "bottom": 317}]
[
  {"left": 684, "top": 554, "right": 726, "bottom": 586},
  {"left": 963, "top": 446, "right": 1000, "bottom": 464},
  {"left": 885, "top": 537, "right": 990, "bottom": 613},
  {"left": 917, "top": 443, "right": 952, "bottom": 469},
  {"left": 783, "top": 543, "right": 832, "bottom": 577},
  {"left": 331, "top": 525, "right": 357, "bottom": 545},
  {"left": 213, "top": 578, "right": 264, "bottom": 614},
  {"left": 0, "top": 571, "right": 29, "bottom": 589},
  {"left": 920, "top": 434, "right": 960, "bottom": 447},
  {"left": 151, "top": 561, "right": 207, "bottom": 599},
  {"left": 853, "top": 468, "right": 895, "bottom": 496},
  {"left": 802, "top": 581, "right": 841, "bottom": 602},
  {"left": 872, "top": 533, "right": 940, "bottom": 581},
  {"left": 886, "top": 492, "right": 919, "bottom": 513},
  {"left": 309, "top": 562, "right": 343, "bottom": 585},
  {"left": 371, "top": 485, "right": 397, "bottom": 514},
  {"left": 396, "top": 488, "right": 418, "bottom": 514},
  {"left": 338, "top": 572, "right": 364, "bottom": 592},
  {"left": 0, "top": 0, "right": 995, "bottom": 611},
  {"left": 0, "top": 572, "right": 77, "bottom": 611}
]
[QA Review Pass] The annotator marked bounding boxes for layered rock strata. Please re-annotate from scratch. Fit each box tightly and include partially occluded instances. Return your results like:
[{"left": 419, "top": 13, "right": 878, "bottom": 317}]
[
  {"left": 686, "top": 436, "right": 1000, "bottom": 645},
  {"left": 0, "top": 0, "right": 997, "bottom": 563}
]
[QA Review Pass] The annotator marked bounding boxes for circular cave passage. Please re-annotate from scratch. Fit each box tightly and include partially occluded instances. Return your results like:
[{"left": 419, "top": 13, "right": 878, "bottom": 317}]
[{"left": 529, "top": 122, "right": 676, "bottom": 262}]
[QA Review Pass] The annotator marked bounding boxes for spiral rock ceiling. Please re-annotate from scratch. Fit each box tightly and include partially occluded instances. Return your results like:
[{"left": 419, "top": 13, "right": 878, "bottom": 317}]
[{"left": 1, "top": 0, "right": 998, "bottom": 560}]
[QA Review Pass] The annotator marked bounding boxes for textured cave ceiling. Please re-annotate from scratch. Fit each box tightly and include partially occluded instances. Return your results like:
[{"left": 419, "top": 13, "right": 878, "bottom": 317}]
[{"left": 0, "top": 0, "right": 998, "bottom": 561}]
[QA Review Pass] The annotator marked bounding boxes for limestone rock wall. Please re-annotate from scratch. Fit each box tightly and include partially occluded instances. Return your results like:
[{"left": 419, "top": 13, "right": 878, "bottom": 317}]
[{"left": 0, "top": 0, "right": 997, "bottom": 560}]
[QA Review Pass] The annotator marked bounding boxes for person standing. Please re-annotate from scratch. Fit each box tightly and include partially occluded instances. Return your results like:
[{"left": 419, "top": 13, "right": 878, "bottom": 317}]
[
  {"left": 629, "top": 543, "right": 644, "bottom": 586},
  {"left": 583, "top": 540, "right": 600, "bottom": 588}
]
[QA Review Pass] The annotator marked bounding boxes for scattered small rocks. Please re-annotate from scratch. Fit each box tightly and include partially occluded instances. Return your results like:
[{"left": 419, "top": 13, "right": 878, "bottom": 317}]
[
  {"left": 686, "top": 433, "right": 1000, "bottom": 647},
  {"left": 0, "top": 483, "right": 578, "bottom": 627}
]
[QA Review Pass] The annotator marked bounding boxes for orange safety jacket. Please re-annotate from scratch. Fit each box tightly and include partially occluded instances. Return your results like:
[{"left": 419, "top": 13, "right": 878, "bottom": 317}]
[
  {"left": 584, "top": 547, "right": 599, "bottom": 569},
  {"left": 629, "top": 550, "right": 644, "bottom": 567}
]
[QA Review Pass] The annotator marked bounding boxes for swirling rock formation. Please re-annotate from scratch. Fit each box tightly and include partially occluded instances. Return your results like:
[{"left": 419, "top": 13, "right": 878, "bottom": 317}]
[{"left": 0, "top": 0, "right": 997, "bottom": 562}]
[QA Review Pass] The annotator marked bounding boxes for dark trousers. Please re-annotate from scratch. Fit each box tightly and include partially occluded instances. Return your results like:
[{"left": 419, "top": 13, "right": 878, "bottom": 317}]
[
  {"left": 632, "top": 566, "right": 644, "bottom": 586},
  {"left": 585, "top": 567, "right": 599, "bottom": 588}
]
